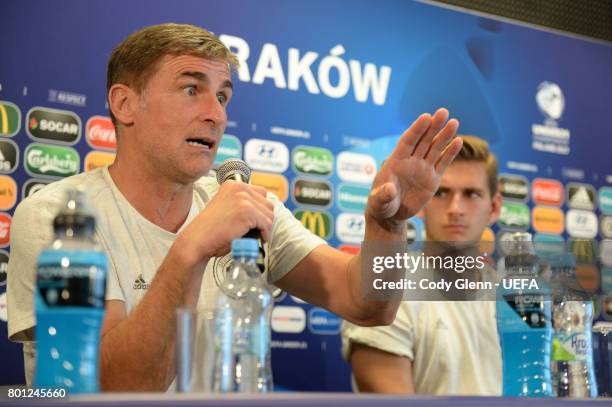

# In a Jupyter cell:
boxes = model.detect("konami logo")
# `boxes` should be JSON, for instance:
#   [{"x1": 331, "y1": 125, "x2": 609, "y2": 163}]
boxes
[{"x1": 86, "y1": 116, "x2": 117, "y2": 150}]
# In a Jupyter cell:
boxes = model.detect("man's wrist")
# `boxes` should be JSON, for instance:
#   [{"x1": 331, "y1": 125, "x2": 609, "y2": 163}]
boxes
[{"x1": 364, "y1": 215, "x2": 406, "y2": 241}]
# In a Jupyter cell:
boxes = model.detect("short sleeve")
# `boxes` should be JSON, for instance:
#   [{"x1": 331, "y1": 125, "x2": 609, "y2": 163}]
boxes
[
  {"x1": 341, "y1": 303, "x2": 417, "y2": 360},
  {"x1": 265, "y1": 194, "x2": 326, "y2": 283},
  {"x1": 6, "y1": 197, "x2": 57, "y2": 342}
]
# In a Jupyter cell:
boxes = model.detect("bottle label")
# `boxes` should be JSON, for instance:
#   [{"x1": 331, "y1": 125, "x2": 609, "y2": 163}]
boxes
[
  {"x1": 552, "y1": 333, "x2": 588, "y2": 361},
  {"x1": 503, "y1": 294, "x2": 550, "y2": 328}
]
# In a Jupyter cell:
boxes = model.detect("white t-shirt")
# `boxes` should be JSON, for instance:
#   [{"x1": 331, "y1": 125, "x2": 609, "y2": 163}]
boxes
[
  {"x1": 7, "y1": 167, "x2": 324, "y2": 385},
  {"x1": 341, "y1": 301, "x2": 502, "y2": 395}
]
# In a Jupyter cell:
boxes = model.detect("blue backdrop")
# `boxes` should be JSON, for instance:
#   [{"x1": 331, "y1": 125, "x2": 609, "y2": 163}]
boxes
[{"x1": 1, "y1": 0, "x2": 612, "y2": 390}]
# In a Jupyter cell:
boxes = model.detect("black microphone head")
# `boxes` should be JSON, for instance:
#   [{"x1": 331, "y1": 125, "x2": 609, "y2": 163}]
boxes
[{"x1": 216, "y1": 158, "x2": 252, "y2": 184}]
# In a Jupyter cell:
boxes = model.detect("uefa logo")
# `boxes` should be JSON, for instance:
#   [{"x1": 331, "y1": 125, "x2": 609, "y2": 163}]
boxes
[{"x1": 536, "y1": 81, "x2": 564, "y2": 122}]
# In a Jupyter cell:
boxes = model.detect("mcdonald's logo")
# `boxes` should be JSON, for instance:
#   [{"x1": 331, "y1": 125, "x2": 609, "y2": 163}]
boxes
[
  {"x1": 294, "y1": 209, "x2": 332, "y2": 239},
  {"x1": 0, "y1": 101, "x2": 21, "y2": 137}
]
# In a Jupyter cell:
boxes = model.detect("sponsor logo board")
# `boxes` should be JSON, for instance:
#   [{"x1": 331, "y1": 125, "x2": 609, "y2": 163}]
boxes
[
  {"x1": 294, "y1": 209, "x2": 332, "y2": 239},
  {"x1": 0, "y1": 213, "x2": 11, "y2": 247},
  {"x1": 308, "y1": 308, "x2": 342, "y2": 335},
  {"x1": 0, "y1": 176, "x2": 17, "y2": 210},
  {"x1": 499, "y1": 174, "x2": 529, "y2": 201},
  {"x1": 336, "y1": 152, "x2": 376, "y2": 184},
  {"x1": 0, "y1": 249, "x2": 8, "y2": 287},
  {"x1": 599, "y1": 187, "x2": 612, "y2": 213},
  {"x1": 498, "y1": 201, "x2": 530, "y2": 229},
  {"x1": 245, "y1": 138, "x2": 289, "y2": 173},
  {"x1": 566, "y1": 209, "x2": 598, "y2": 239},
  {"x1": 292, "y1": 178, "x2": 332, "y2": 207},
  {"x1": 336, "y1": 213, "x2": 365, "y2": 244},
  {"x1": 86, "y1": 116, "x2": 116, "y2": 150},
  {"x1": 532, "y1": 206, "x2": 564, "y2": 235},
  {"x1": 337, "y1": 183, "x2": 369, "y2": 213},
  {"x1": 567, "y1": 183, "x2": 596, "y2": 210},
  {"x1": 213, "y1": 134, "x2": 242, "y2": 166},
  {"x1": 251, "y1": 172, "x2": 288, "y2": 202},
  {"x1": 292, "y1": 145, "x2": 333, "y2": 176},
  {"x1": 271, "y1": 306, "x2": 306, "y2": 333},
  {"x1": 0, "y1": 101, "x2": 21, "y2": 137},
  {"x1": 25, "y1": 143, "x2": 80, "y2": 178},
  {"x1": 532, "y1": 178, "x2": 563, "y2": 206},
  {"x1": 26, "y1": 106, "x2": 81, "y2": 144},
  {"x1": 0, "y1": 139, "x2": 19, "y2": 173},
  {"x1": 84, "y1": 151, "x2": 115, "y2": 172}
]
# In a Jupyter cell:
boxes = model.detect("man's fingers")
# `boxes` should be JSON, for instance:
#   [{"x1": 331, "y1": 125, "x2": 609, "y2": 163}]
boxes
[
  {"x1": 425, "y1": 119, "x2": 460, "y2": 165},
  {"x1": 413, "y1": 108, "x2": 449, "y2": 158},
  {"x1": 369, "y1": 182, "x2": 397, "y2": 218},
  {"x1": 389, "y1": 113, "x2": 432, "y2": 160},
  {"x1": 434, "y1": 137, "x2": 463, "y2": 174}
]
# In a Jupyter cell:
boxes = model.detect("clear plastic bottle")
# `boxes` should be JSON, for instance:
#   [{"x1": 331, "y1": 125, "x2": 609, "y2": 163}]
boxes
[
  {"x1": 550, "y1": 252, "x2": 597, "y2": 398},
  {"x1": 34, "y1": 188, "x2": 107, "y2": 393},
  {"x1": 496, "y1": 231, "x2": 553, "y2": 397}
]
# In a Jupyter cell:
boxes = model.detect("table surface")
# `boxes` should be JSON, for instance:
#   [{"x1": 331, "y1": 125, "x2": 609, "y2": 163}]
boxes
[{"x1": 1, "y1": 392, "x2": 611, "y2": 406}]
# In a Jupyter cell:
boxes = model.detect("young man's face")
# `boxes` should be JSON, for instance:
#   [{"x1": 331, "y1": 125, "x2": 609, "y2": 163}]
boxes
[
  {"x1": 130, "y1": 54, "x2": 233, "y2": 183},
  {"x1": 422, "y1": 160, "x2": 501, "y2": 243}
]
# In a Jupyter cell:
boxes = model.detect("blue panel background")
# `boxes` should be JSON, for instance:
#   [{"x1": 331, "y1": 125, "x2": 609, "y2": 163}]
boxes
[{"x1": 1, "y1": 0, "x2": 611, "y2": 390}]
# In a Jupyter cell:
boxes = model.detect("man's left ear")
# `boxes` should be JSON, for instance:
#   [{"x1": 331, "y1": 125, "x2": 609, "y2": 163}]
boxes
[{"x1": 489, "y1": 192, "x2": 502, "y2": 224}]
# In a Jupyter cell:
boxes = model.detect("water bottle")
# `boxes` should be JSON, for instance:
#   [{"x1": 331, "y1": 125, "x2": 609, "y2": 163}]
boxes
[
  {"x1": 496, "y1": 232, "x2": 553, "y2": 397},
  {"x1": 34, "y1": 188, "x2": 107, "y2": 393},
  {"x1": 212, "y1": 238, "x2": 253, "y2": 393},
  {"x1": 550, "y1": 253, "x2": 597, "y2": 397},
  {"x1": 236, "y1": 241, "x2": 273, "y2": 393}
]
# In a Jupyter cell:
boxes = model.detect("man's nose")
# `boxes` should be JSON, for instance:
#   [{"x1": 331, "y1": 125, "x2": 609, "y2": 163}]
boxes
[
  {"x1": 447, "y1": 193, "x2": 465, "y2": 216},
  {"x1": 199, "y1": 92, "x2": 226, "y2": 127}
]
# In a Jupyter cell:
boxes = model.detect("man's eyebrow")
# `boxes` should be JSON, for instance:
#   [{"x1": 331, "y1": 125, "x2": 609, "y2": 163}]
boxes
[{"x1": 179, "y1": 71, "x2": 233, "y2": 90}]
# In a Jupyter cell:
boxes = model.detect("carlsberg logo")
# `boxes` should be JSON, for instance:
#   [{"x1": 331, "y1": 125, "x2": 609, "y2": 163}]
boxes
[
  {"x1": 25, "y1": 144, "x2": 79, "y2": 177},
  {"x1": 292, "y1": 146, "x2": 333, "y2": 176}
]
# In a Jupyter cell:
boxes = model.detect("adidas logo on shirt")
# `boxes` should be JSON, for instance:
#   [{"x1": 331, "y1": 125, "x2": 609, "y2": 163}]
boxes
[{"x1": 133, "y1": 274, "x2": 151, "y2": 290}]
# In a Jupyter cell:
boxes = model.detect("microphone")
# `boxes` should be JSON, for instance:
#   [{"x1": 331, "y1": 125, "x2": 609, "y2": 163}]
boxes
[{"x1": 216, "y1": 158, "x2": 258, "y2": 239}]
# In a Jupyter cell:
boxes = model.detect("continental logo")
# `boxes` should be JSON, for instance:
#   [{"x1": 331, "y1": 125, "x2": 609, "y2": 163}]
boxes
[
  {"x1": 0, "y1": 176, "x2": 17, "y2": 211},
  {"x1": 0, "y1": 249, "x2": 8, "y2": 287},
  {"x1": 85, "y1": 151, "x2": 115, "y2": 172},
  {"x1": 86, "y1": 116, "x2": 116, "y2": 150},
  {"x1": 292, "y1": 179, "x2": 332, "y2": 207},
  {"x1": 294, "y1": 209, "x2": 332, "y2": 239},
  {"x1": 0, "y1": 213, "x2": 11, "y2": 247},
  {"x1": 532, "y1": 178, "x2": 563, "y2": 206},
  {"x1": 292, "y1": 145, "x2": 333, "y2": 176},
  {"x1": 22, "y1": 179, "x2": 51, "y2": 200},
  {"x1": 25, "y1": 143, "x2": 80, "y2": 178},
  {"x1": 480, "y1": 227, "x2": 495, "y2": 255},
  {"x1": 498, "y1": 201, "x2": 530, "y2": 229},
  {"x1": 336, "y1": 151, "x2": 376, "y2": 184},
  {"x1": 26, "y1": 106, "x2": 81, "y2": 144},
  {"x1": 0, "y1": 139, "x2": 19, "y2": 173},
  {"x1": 532, "y1": 206, "x2": 564, "y2": 235},
  {"x1": 0, "y1": 101, "x2": 21, "y2": 137},
  {"x1": 567, "y1": 183, "x2": 596, "y2": 211},
  {"x1": 499, "y1": 174, "x2": 529, "y2": 201},
  {"x1": 251, "y1": 171, "x2": 288, "y2": 202},
  {"x1": 213, "y1": 134, "x2": 241, "y2": 167}
]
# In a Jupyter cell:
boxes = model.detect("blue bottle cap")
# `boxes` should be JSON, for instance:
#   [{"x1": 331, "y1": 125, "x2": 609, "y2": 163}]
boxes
[{"x1": 231, "y1": 238, "x2": 259, "y2": 258}]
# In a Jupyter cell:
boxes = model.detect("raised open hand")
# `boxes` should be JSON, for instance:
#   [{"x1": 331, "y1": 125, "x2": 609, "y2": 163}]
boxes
[{"x1": 365, "y1": 108, "x2": 462, "y2": 231}]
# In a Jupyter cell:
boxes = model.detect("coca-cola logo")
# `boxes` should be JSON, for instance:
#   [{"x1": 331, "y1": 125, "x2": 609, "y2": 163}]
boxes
[
  {"x1": 86, "y1": 116, "x2": 116, "y2": 150},
  {"x1": 532, "y1": 178, "x2": 564, "y2": 206}
]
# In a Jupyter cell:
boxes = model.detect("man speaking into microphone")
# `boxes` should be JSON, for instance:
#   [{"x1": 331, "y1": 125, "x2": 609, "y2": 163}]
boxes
[{"x1": 7, "y1": 23, "x2": 462, "y2": 391}]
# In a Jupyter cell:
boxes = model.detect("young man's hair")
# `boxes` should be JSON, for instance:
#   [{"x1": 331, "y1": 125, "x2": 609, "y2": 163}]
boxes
[
  {"x1": 106, "y1": 23, "x2": 239, "y2": 128},
  {"x1": 455, "y1": 135, "x2": 498, "y2": 196}
]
